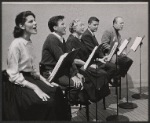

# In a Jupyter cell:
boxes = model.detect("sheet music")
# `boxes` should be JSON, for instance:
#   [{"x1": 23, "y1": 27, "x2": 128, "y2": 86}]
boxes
[
  {"x1": 83, "y1": 46, "x2": 98, "y2": 70},
  {"x1": 117, "y1": 39, "x2": 129, "y2": 55},
  {"x1": 130, "y1": 37, "x2": 142, "y2": 52},
  {"x1": 107, "y1": 42, "x2": 118, "y2": 61},
  {"x1": 48, "y1": 53, "x2": 68, "y2": 82}
]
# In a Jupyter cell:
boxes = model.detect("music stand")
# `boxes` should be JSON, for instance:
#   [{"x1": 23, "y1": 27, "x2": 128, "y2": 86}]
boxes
[
  {"x1": 49, "y1": 49, "x2": 80, "y2": 104},
  {"x1": 49, "y1": 49, "x2": 80, "y2": 82},
  {"x1": 106, "y1": 45, "x2": 129, "y2": 121},
  {"x1": 118, "y1": 74, "x2": 138, "y2": 109},
  {"x1": 118, "y1": 38, "x2": 138, "y2": 109},
  {"x1": 82, "y1": 44, "x2": 104, "y2": 122},
  {"x1": 131, "y1": 36, "x2": 148, "y2": 99},
  {"x1": 95, "y1": 59, "x2": 98, "y2": 122}
]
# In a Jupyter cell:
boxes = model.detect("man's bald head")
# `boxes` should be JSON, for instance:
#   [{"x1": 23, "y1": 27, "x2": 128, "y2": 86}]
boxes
[{"x1": 113, "y1": 16, "x2": 124, "y2": 31}]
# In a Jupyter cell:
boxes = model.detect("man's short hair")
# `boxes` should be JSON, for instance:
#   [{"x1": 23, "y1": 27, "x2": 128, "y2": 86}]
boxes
[
  {"x1": 113, "y1": 16, "x2": 122, "y2": 25},
  {"x1": 48, "y1": 15, "x2": 64, "y2": 32},
  {"x1": 88, "y1": 17, "x2": 99, "y2": 24}
]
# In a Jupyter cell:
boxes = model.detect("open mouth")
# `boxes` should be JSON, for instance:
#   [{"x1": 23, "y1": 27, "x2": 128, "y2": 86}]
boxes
[{"x1": 33, "y1": 26, "x2": 37, "y2": 29}]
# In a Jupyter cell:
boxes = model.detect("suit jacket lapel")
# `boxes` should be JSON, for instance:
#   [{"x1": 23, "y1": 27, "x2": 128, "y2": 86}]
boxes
[
  {"x1": 86, "y1": 29, "x2": 99, "y2": 46},
  {"x1": 112, "y1": 27, "x2": 121, "y2": 45}
]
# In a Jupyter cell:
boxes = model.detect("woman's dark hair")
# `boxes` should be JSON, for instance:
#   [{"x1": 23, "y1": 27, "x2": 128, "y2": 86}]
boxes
[
  {"x1": 48, "y1": 15, "x2": 64, "y2": 32},
  {"x1": 13, "y1": 11, "x2": 35, "y2": 38}
]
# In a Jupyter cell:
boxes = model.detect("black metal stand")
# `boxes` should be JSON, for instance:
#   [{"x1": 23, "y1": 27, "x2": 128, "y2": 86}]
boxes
[
  {"x1": 132, "y1": 40, "x2": 148, "y2": 99},
  {"x1": 118, "y1": 74, "x2": 138, "y2": 109},
  {"x1": 119, "y1": 39, "x2": 138, "y2": 109},
  {"x1": 106, "y1": 49, "x2": 129, "y2": 121},
  {"x1": 95, "y1": 59, "x2": 98, "y2": 122},
  {"x1": 92, "y1": 59, "x2": 101, "y2": 122}
]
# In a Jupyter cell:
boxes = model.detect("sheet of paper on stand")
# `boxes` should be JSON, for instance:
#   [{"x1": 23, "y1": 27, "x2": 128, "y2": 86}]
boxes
[
  {"x1": 83, "y1": 46, "x2": 98, "y2": 70},
  {"x1": 130, "y1": 37, "x2": 143, "y2": 52},
  {"x1": 48, "y1": 53, "x2": 68, "y2": 82},
  {"x1": 117, "y1": 39, "x2": 130, "y2": 55},
  {"x1": 107, "y1": 42, "x2": 118, "y2": 61}
]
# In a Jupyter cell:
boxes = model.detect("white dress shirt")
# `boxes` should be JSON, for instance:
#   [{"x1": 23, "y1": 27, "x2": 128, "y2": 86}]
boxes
[
  {"x1": 52, "y1": 32, "x2": 64, "y2": 43},
  {"x1": 88, "y1": 28, "x2": 95, "y2": 36},
  {"x1": 6, "y1": 37, "x2": 38, "y2": 87}
]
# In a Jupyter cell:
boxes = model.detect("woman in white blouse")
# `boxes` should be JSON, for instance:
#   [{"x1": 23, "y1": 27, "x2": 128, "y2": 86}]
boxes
[{"x1": 5, "y1": 11, "x2": 69, "y2": 121}]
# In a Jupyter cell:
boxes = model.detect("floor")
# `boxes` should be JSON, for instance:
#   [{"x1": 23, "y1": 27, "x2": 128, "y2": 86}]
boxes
[{"x1": 71, "y1": 86, "x2": 149, "y2": 121}]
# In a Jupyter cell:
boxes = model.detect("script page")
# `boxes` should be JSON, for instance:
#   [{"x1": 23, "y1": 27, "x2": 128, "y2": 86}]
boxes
[
  {"x1": 48, "y1": 53, "x2": 68, "y2": 82},
  {"x1": 83, "y1": 46, "x2": 98, "y2": 70},
  {"x1": 117, "y1": 39, "x2": 129, "y2": 55},
  {"x1": 130, "y1": 37, "x2": 142, "y2": 52}
]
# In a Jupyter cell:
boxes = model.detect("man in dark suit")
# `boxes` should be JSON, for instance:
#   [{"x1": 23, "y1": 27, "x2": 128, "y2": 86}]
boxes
[
  {"x1": 101, "y1": 16, "x2": 133, "y2": 77},
  {"x1": 40, "y1": 15, "x2": 87, "y2": 104},
  {"x1": 81, "y1": 17, "x2": 117, "y2": 85}
]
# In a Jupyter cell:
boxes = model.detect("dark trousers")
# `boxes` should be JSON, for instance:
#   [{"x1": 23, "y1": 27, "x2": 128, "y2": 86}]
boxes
[
  {"x1": 97, "y1": 55, "x2": 133, "y2": 78},
  {"x1": 117, "y1": 55, "x2": 133, "y2": 77},
  {"x1": 97, "y1": 61, "x2": 117, "y2": 80}
]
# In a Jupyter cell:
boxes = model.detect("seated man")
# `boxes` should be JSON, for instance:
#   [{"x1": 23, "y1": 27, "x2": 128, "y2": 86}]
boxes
[
  {"x1": 101, "y1": 16, "x2": 133, "y2": 78},
  {"x1": 81, "y1": 17, "x2": 120, "y2": 86},
  {"x1": 40, "y1": 15, "x2": 88, "y2": 104}
]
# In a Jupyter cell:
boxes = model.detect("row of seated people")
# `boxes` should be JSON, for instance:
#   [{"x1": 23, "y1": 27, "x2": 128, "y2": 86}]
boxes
[{"x1": 2, "y1": 11, "x2": 133, "y2": 121}]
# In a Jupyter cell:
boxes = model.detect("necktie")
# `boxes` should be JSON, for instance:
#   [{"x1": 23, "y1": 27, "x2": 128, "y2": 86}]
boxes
[
  {"x1": 63, "y1": 38, "x2": 66, "y2": 52},
  {"x1": 92, "y1": 35, "x2": 99, "y2": 46}
]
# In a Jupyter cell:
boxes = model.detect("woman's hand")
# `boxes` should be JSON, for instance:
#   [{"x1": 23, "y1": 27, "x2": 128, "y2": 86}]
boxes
[
  {"x1": 33, "y1": 86, "x2": 50, "y2": 101},
  {"x1": 23, "y1": 80, "x2": 50, "y2": 101},
  {"x1": 89, "y1": 64, "x2": 98, "y2": 69},
  {"x1": 71, "y1": 76, "x2": 83, "y2": 88},
  {"x1": 39, "y1": 75, "x2": 55, "y2": 87}
]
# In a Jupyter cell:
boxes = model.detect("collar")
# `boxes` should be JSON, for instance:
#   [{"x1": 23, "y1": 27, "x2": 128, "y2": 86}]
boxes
[
  {"x1": 72, "y1": 33, "x2": 82, "y2": 40},
  {"x1": 88, "y1": 28, "x2": 95, "y2": 36},
  {"x1": 20, "y1": 37, "x2": 32, "y2": 45},
  {"x1": 52, "y1": 32, "x2": 63, "y2": 43}
]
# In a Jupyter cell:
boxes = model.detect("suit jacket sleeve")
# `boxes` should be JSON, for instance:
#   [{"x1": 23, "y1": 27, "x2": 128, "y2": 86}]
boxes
[
  {"x1": 82, "y1": 34, "x2": 96, "y2": 53},
  {"x1": 101, "y1": 30, "x2": 111, "y2": 52}
]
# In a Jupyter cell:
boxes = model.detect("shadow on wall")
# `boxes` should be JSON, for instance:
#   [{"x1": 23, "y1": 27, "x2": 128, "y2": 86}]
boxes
[{"x1": 121, "y1": 73, "x2": 134, "y2": 89}]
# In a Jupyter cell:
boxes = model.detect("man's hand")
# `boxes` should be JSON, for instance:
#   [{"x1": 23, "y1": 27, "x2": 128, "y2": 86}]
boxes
[
  {"x1": 77, "y1": 73, "x2": 85, "y2": 82},
  {"x1": 122, "y1": 51, "x2": 126, "y2": 56},
  {"x1": 89, "y1": 64, "x2": 98, "y2": 69},
  {"x1": 51, "y1": 82, "x2": 59, "y2": 86},
  {"x1": 71, "y1": 76, "x2": 83, "y2": 88}
]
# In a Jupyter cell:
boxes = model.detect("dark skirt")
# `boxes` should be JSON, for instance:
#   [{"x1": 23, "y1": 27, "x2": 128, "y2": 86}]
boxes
[{"x1": 2, "y1": 71, "x2": 70, "y2": 121}]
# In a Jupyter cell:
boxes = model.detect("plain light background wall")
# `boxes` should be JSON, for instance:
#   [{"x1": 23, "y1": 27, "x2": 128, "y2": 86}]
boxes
[{"x1": 2, "y1": 2, "x2": 148, "y2": 88}]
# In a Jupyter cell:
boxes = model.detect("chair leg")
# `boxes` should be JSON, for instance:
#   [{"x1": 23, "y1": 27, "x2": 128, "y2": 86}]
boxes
[
  {"x1": 103, "y1": 97, "x2": 106, "y2": 110},
  {"x1": 79, "y1": 104, "x2": 82, "y2": 110},
  {"x1": 115, "y1": 86, "x2": 117, "y2": 95},
  {"x1": 119, "y1": 78, "x2": 121, "y2": 99},
  {"x1": 86, "y1": 104, "x2": 89, "y2": 121}
]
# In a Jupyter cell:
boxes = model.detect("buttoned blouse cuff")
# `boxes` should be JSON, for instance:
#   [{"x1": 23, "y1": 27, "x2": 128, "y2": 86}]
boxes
[{"x1": 8, "y1": 72, "x2": 27, "y2": 87}]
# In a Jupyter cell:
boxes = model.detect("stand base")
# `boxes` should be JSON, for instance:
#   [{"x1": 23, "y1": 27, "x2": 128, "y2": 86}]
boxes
[
  {"x1": 92, "y1": 119, "x2": 102, "y2": 122},
  {"x1": 106, "y1": 115, "x2": 129, "y2": 121},
  {"x1": 118, "y1": 102, "x2": 138, "y2": 109},
  {"x1": 132, "y1": 93, "x2": 148, "y2": 99}
]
